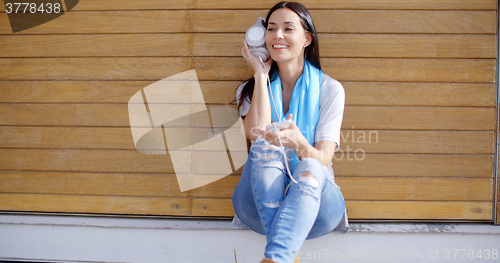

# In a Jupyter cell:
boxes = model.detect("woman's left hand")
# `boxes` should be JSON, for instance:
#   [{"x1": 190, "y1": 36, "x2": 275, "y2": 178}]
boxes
[{"x1": 256, "y1": 114, "x2": 307, "y2": 152}]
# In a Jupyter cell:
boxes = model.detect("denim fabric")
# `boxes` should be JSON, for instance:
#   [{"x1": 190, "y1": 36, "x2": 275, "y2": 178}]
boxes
[{"x1": 232, "y1": 138, "x2": 346, "y2": 263}]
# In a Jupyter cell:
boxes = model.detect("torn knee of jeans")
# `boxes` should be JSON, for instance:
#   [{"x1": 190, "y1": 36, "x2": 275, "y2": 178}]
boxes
[
  {"x1": 299, "y1": 172, "x2": 319, "y2": 188},
  {"x1": 263, "y1": 202, "x2": 281, "y2": 209},
  {"x1": 259, "y1": 151, "x2": 280, "y2": 161}
]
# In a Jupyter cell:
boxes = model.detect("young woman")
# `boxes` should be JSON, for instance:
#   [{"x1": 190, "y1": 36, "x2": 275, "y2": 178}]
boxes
[{"x1": 232, "y1": 2, "x2": 349, "y2": 263}]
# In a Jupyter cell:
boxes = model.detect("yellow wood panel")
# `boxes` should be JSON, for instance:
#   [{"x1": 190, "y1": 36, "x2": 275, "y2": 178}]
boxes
[
  {"x1": 338, "y1": 130, "x2": 494, "y2": 154},
  {"x1": 0, "y1": 172, "x2": 189, "y2": 197},
  {"x1": 0, "y1": 0, "x2": 192, "y2": 11},
  {"x1": 0, "y1": 172, "x2": 491, "y2": 201},
  {"x1": 192, "y1": 10, "x2": 497, "y2": 34},
  {"x1": 0, "y1": 34, "x2": 191, "y2": 57},
  {"x1": 193, "y1": 57, "x2": 496, "y2": 83},
  {"x1": 191, "y1": 198, "x2": 493, "y2": 220},
  {"x1": 0, "y1": 126, "x2": 494, "y2": 155},
  {"x1": 334, "y1": 154, "x2": 494, "y2": 178},
  {"x1": 337, "y1": 178, "x2": 494, "y2": 201},
  {"x1": 0, "y1": 81, "x2": 240, "y2": 104},
  {"x1": 0, "y1": 194, "x2": 192, "y2": 216},
  {"x1": 0, "y1": 11, "x2": 192, "y2": 34},
  {"x1": 1, "y1": 58, "x2": 494, "y2": 83},
  {"x1": 0, "y1": 81, "x2": 495, "y2": 107},
  {"x1": 192, "y1": 34, "x2": 496, "y2": 58},
  {"x1": 343, "y1": 82, "x2": 496, "y2": 107},
  {"x1": 0, "y1": 58, "x2": 192, "y2": 81},
  {"x1": 345, "y1": 201, "x2": 493, "y2": 220},
  {"x1": 192, "y1": 0, "x2": 498, "y2": 10},
  {"x1": 342, "y1": 106, "x2": 495, "y2": 131},
  {"x1": 184, "y1": 175, "x2": 495, "y2": 201},
  {"x1": 0, "y1": 104, "x2": 494, "y2": 130},
  {"x1": 0, "y1": 0, "x2": 495, "y2": 11},
  {"x1": 0, "y1": 149, "x2": 492, "y2": 178}
]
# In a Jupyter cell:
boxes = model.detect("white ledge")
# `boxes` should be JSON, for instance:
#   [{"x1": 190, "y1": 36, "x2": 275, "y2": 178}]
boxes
[{"x1": 0, "y1": 214, "x2": 498, "y2": 234}]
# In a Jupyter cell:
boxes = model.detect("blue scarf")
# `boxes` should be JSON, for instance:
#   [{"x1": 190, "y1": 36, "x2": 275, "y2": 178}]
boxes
[{"x1": 268, "y1": 60, "x2": 322, "y2": 172}]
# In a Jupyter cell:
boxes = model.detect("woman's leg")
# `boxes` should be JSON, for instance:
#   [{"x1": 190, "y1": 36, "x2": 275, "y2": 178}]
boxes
[
  {"x1": 232, "y1": 138, "x2": 288, "y2": 236},
  {"x1": 264, "y1": 158, "x2": 345, "y2": 263}
]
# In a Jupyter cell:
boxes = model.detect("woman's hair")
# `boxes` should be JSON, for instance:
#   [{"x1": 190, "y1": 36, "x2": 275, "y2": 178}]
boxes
[{"x1": 237, "y1": 1, "x2": 321, "y2": 116}]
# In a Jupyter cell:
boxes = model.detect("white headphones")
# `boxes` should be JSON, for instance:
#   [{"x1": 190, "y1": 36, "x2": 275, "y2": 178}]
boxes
[{"x1": 245, "y1": 17, "x2": 270, "y2": 62}]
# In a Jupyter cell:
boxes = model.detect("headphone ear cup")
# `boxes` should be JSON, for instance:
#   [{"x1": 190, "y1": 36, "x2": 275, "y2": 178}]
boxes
[{"x1": 250, "y1": 47, "x2": 270, "y2": 62}]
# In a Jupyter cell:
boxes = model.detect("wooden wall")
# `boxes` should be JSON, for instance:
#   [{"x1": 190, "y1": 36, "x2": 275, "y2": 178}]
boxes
[{"x1": 0, "y1": 0, "x2": 498, "y2": 222}]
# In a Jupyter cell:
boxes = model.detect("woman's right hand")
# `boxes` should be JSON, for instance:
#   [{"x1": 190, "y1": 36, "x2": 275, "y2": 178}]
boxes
[{"x1": 241, "y1": 41, "x2": 273, "y2": 76}]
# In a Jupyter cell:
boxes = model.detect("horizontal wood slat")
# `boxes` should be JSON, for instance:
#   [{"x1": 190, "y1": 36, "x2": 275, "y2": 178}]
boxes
[
  {"x1": 342, "y1": 106, "x2": 495, "y2": 131},
  {"x1": 193, "y1": 57, "x2": 496, "y2": 83},
  {"x1": 192, "y1": 0, "x2": 498, "y2": 10},
  {"x1": 0, "y1": 34, "x2": 192, "y2": 57},
  {"x1": 0, "y1": 11, "x2": 192, "y2": 34},
  {"x1": 0, "y1": 193, "x2": 492, "y2": 220},
  {"x1": 192, "y1": 198, "x2": 493, "y2": 220},
  {"x1": 0, "y1": 0, "x2": 496, "y2": 11},
  {"x1": 3, "y1": 172, "x2": 490, "y2": 201},
  {"x1": 0, "y1": 149, "x2": 492, "y2": 178},
  {"x1": 1, "y1": 10, "x2": 495, "y2": 34},
  {"x1": 192, "y1": 33, "x2": 496, "y2": 59},
  {"x1": 343, "y1": 82, "x2": 496, "y2": 107},
  {"x1": 192, "y1": 10, "x2": 497, "y2": 34},
  {"x1": 0, "y1": 193, "x2": 192, "y2": 216},
  {"x1": 0, "y1": 81, "x2": 495, "y2": 107},
  {"x1": 334, "y1": 154, "x2": 494, "y2": 178},
  {"x1": 0, "y1": 104, "x2": 494, "y2": 130},
  {"x1": 0, "y1": 126, "x2": 494, "y2": 154},
  {"x1": 1, "y1": 34, "x2": 495, "y2": 59},
  {"x1": 1, "y1": 58, "x2": 494, "y2": 83}
]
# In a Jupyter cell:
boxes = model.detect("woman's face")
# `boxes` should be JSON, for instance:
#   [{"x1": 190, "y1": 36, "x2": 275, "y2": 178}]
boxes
[{"x1": 265, "y1": 8, "x2": 312, "y2": 64}]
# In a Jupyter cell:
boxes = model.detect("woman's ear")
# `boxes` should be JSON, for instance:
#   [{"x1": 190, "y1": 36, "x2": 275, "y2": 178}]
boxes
[{"x1": 304, "y1": 32, "x2": 313, "y2": 48}]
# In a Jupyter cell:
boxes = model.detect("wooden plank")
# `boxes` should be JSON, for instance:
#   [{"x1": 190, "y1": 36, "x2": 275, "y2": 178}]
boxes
[
  {"x1": 0, "y1": 58, "x2": 191, "y2": 81},
  {"x1": 0, "y1": 81, "x2": 241, "y2": 104},
  {"x1": 191, "y1": 198, "x2": 493, "y2": 220},
  {"x1": 342, "y1": 106, "x2": 495, "y2": 131},
  {"x1": 0, "y1": 11, "x2": 192, "y2": 34},
  {"x1": 0, "y1": 0, "x2": 495, "y2": 11},
  {"x1": 337, "y1": 178, "x2": 494, "y2": 201},
  {"x1": 0, "y1": 127, "x2": 494, "y2": 155},
  {"x1": 338, "y1": 130, "x2": 494, "y2": 154},
  {"x1": 186, "y1": 175, "x2": 494, "y2": 201},
  {"x1": 192, "y1": 0, "x2": 498, "y2": 10},
  {"x1": 0, "y1": 34, "x2": 191, "y2": 57},
  {"x1": 0, "y1": 172, "x2": 190, "y2": 197},
  {"x1": 334, "y1": 154, "x2": 494, "y2": 178},
  {"x1": 0, "y1": 149, "x2": 492, "y2": 178},
  {"x1": 0, "y1": 194, "x2": 192, "y2": 216},
  {"x1": 0, "y1": 0, "x2": 193, "y2": 11},
  {"x1": 192, "y1": 34, "x2": 497, "y2": 59},
  {"x1": 1, "y1": 58, "x2": 494, "y2": 83},
  {"x1": 0, "y1": 104, "x2": 494, "y2": 131},
  {"x1": 343, "y1": 82, "x2": 496, "y2": 107},
  {"x1": 193, "y1": 57, "x2": 496, "y2": 83},
  {"x1": 0, "y1": 81, "x2": 495, "y2": 107},
  {"x1": 192, "y1": 10, "x2": 497, "y2": 34}
]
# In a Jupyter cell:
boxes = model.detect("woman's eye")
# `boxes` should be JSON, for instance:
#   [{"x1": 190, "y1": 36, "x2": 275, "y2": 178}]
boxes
[
  {"x1": 267, "y1": 28, "x2": 275, "y2": 31},
  {"x1": 286, "y1": 28, "x2": 294, "y2": 31}
]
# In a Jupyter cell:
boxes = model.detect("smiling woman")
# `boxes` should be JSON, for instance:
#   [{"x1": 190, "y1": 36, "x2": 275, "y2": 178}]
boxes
[{"x1": 233, "y1": 2, "x2": 348, "y2": 263}]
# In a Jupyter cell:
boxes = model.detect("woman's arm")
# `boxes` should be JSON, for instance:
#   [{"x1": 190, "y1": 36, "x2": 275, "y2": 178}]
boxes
[{"x1": 240, "y1": 41, "x2": 274, "y2": 141}]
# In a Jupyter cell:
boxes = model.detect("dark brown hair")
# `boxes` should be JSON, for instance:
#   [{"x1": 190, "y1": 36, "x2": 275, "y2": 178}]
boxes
[{"x1": 237, "y1": 1, "x2": 321, "y2": 116}]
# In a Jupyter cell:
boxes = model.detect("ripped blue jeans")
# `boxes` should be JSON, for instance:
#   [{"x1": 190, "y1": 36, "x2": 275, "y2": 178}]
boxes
[{"x1": 232, "y1": 138, "x2": 346, "y2": 263}]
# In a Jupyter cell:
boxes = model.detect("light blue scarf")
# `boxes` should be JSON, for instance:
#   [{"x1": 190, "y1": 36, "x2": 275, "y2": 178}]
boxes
[{"x1": 268, "y1": 60, "x2": 322, "y2": 172}]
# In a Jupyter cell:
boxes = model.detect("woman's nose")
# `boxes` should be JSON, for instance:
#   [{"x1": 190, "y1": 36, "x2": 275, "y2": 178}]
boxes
[{"x1": 275, "y1": 29, "x2": 284, "y2": 39}]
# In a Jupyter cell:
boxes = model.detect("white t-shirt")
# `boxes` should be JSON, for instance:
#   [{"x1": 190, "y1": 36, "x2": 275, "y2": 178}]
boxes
[{"x1": 233, "y1": 73, "x2": 349, "y2": 234}]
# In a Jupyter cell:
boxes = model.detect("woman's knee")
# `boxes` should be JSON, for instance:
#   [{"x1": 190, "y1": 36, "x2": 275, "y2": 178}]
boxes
[{"x1": 293, "y1": 158, "x2": 328, "y2": 188}]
